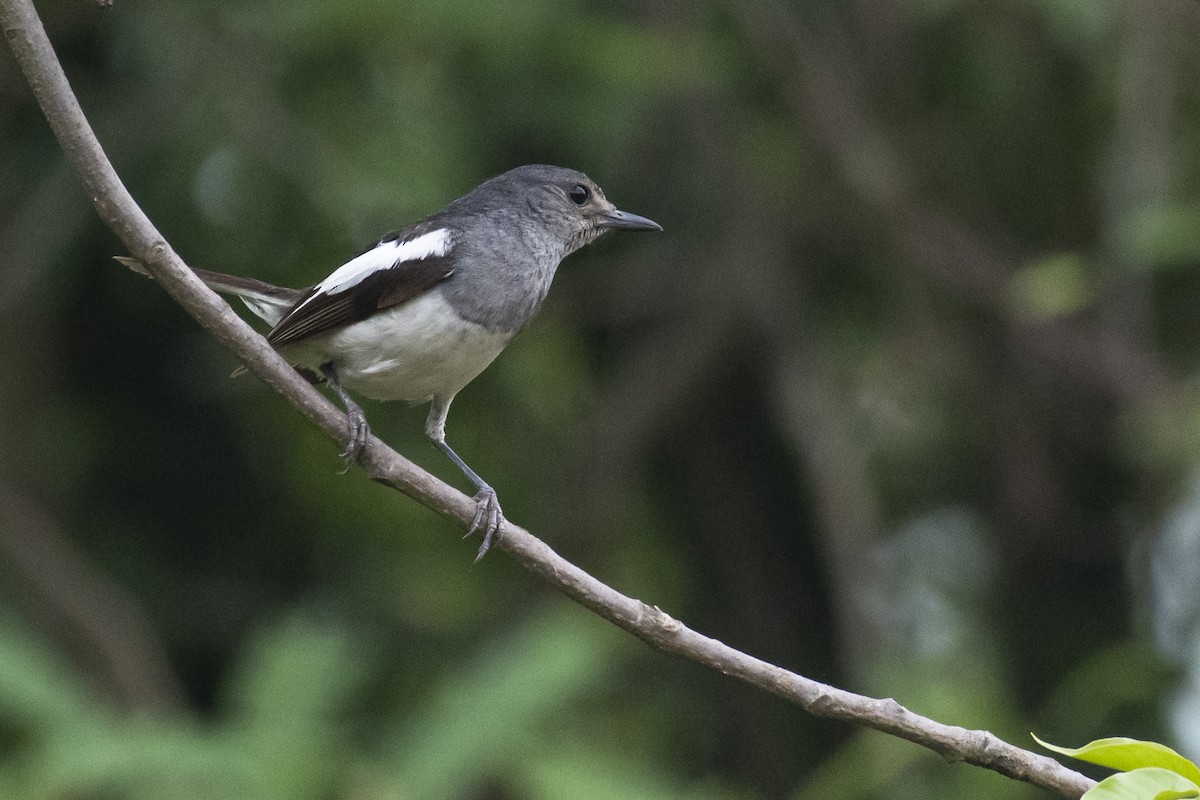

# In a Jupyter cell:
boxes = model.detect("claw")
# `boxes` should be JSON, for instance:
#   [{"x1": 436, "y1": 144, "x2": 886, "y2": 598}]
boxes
[
  {"x1": 321, "y1": 362, "x2": 371, "y2": 473},
  {"x1": 466, "y1": 487, "x2": 504, "y2": 562},
  {"x1": 337, "y1": 406, "x2": 371, "y2": 473}
]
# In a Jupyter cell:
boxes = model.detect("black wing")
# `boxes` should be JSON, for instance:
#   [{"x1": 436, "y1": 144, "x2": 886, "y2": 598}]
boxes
[{"x1": 267, "y1": 222, "x2": 455, "y2": 348}]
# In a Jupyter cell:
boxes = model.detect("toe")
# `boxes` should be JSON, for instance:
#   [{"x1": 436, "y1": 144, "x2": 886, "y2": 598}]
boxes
[
  {"x1": 468, "y1": 490, "x2": 504, "y2": 561},
  {"x1": 338, "y1": 414, "x2": 370, "y2": 467}
]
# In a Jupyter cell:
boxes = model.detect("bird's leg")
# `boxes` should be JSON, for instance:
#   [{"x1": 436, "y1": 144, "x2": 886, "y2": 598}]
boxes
[
  {"x1": 320, "y1": 362, "x2": 370, "y2": 469},
  {"x1": 437, "y1": 440, "x2": 503, "y2": 561},
  {"x1": 427, "y1": 396, "x2": 504, "y2": 561}
]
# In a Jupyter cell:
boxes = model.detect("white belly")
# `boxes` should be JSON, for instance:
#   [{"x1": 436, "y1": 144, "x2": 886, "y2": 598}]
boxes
[{"x1": 281, "y1": 292, "x2": 513, "y2": 403}]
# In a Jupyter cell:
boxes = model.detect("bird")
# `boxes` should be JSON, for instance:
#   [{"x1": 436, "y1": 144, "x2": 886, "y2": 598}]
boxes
[{"x1": 119, "y1": 164, "x2": 661, "y2": 560}]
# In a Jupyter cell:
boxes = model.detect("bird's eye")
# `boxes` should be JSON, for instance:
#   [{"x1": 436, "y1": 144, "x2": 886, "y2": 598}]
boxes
[{"x1": 568, "y1": 184, "x2": 590, "y2": 205}]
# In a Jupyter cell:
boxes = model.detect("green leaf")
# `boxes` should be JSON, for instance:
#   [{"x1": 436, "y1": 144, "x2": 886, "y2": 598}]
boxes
[
  {"x1": 1122, "y1": 201, "x2": 1200, "y2": 269},
  {"x1": 1009, "y1": 252, "x2": 1093, "y2": 320},
  {"x1": 1082, "y1": 768, "x2": 1199, "y2": 800},
  {"x1": 1032, "y1": 735, "x2": 1200, "y2": 785},
  {"x1": 379, "y1": 607, "x2": 624, "y2": 799}
]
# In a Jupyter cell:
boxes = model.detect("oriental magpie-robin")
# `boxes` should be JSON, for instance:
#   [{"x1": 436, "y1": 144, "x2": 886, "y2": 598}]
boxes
[{"x1": 121, "y1": 165, "x2": 660, "y2": 560}]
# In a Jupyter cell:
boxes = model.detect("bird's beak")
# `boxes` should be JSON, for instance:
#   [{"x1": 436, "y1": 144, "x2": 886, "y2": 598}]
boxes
[{"x1": 598, "y1": 208, "x2": 663, "y2": 232}]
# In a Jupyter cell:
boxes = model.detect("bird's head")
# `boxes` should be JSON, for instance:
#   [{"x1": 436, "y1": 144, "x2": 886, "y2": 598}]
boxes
[{"x1": 470, "y1": 165, "x2": 662, "y2": 256}]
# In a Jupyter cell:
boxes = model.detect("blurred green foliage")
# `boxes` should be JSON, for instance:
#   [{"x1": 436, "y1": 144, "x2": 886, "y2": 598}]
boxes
[{"x1": 3, "y1": 0, "x2": 1200, "y2": 797}]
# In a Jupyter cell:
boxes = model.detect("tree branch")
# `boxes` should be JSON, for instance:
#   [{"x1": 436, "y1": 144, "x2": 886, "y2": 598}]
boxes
[{"x1": 0, "y1": 0, "x2": 1094, "y2": 796}]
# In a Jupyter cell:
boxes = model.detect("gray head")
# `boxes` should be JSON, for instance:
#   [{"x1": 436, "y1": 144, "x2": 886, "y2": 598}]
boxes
[
  {"x1": 442, "y1": 164, "x2": 661, "y2": 255},
  {"x1": 431, "y1": 165, "x2": 660, "y2": 333}
]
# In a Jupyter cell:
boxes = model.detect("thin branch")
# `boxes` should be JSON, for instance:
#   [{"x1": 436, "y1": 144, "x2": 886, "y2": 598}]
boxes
[{"x1": 0, "y1": 0, "x2": 1095, "y2": 796}]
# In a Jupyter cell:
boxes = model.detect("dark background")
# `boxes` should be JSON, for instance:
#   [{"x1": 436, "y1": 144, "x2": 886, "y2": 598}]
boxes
[{"x1": 2, "y1": 0, "x2": 1200, "y2": 797}]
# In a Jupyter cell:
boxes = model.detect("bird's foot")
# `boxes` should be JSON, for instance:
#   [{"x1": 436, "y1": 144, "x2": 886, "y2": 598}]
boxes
[
  {"x1": 465, "y1": 486, "x2": 504, "y2": 562},
  {"x1": 337, "y1": 406, "x2": 371, "y2": 473}
]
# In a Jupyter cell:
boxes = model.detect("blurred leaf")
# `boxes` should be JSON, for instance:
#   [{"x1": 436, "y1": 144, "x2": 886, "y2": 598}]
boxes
[
  {"x1": 790, "y1": 731, "x2": 923, "y2": 800},
  {"x1": 1037, "y1": 641, "x2": 1173, "y2": 736},
  {"x1": 570, "y1": 23, "x2": 726, "y2": 93},
  {"x1": 1009, "y1": 253, "x2": 1093, "y2": 320},
  {"x1": 517, "y1": 745, "x2": 733, "y2": 800},
  {"x1": 219, "y1": 612, "x2": 369, "y2": 798},
  {"x1": 1018, "y1": 0, "x2": 1113, "y2": 60},
  {"x1": 865, "y1": 509, "x2": 1015, "y2": 728},
  {"x1": 223, "y1": 611, "x2": 365, "y2": 728},
  {"x1": 1122, "y1": 202, "x2": 1200, "y2": 270},
  {"x1": 497, "y1": 314, "x2": 592, "y2": 428},
  {"x1": 32, "y1": 721, "x2": 276, "y2": 800},
  {"x1": 379, "y1": 606, "x2": 622, "y2": 798},
  {"x1": 0, "y1": 614, "x2": 100, "y2": 729}
]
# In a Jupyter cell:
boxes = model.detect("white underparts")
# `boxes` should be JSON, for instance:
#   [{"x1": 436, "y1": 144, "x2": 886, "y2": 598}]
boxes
[{"x1": 281, "y1": 290, "x2": 512, "y2": 405}]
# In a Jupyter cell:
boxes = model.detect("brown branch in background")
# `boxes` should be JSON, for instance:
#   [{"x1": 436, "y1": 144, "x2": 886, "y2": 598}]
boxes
[
  {"x1": 686, "y1": 84, "x2": 889, "y2": 679},
  {"x1": 769, "y1": 336, "x2": 884, "y2": 675},
  {"x1": 0, "y1": 0, "x2": 1096, "y2": 795},
  {"x1": 0, "y1": 157, "x2": 179, "y2": 711},
  {"x1": 0, "y1": 479, "x2": 184, "y2": 711},
  {"x1": 555, "y1": 312, "x2": 731, "y2": 541},
  {"x1": 726, "y1": 0, "x2": 1175, "y2": 407},
  {"x1": 1098, "y1": 0, "x2": 1179, "y2": 337}
]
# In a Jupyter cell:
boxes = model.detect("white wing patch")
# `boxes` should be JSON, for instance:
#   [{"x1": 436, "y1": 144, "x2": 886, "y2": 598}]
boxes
[{"x1": 296, "y1": 227, "x2": 453, "y2": 313}]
